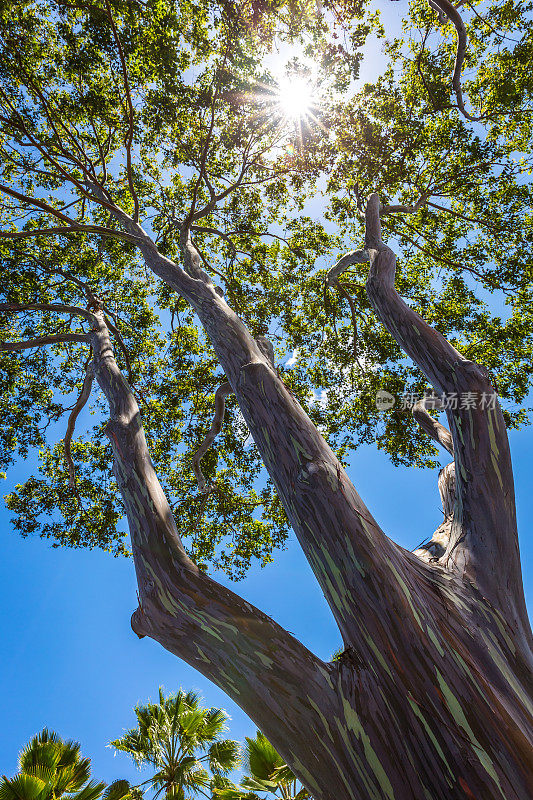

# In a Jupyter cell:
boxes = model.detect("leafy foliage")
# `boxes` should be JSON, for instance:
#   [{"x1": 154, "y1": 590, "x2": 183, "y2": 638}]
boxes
[{"x1": 2, "y1": 0, "x2": 533, "y2": 577}]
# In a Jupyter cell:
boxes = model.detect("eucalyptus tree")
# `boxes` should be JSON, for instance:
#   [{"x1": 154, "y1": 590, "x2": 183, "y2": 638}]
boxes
[{"x1": 1, "y1": 0, "x2": 533, "y2": 799}]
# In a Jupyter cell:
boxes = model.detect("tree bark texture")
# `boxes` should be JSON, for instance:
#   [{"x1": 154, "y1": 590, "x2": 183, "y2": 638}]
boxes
[{"x1": 87, "y1": 196, "x2": 533, "y2": 800}]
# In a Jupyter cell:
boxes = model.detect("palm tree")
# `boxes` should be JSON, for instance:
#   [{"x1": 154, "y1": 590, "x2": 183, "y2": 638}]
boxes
[
  {"x1": 213, "y1": 732, "x2": 311, "y2": 800},
  {"x1": 110, "y1": 689, "x2": 240, "y2": 800},
  {"x1": 102, "y1": 781, "x2": 144, "y2": 800},
  {"x1": 0, "y1": 729, "x2": 105, "y2": 800}
]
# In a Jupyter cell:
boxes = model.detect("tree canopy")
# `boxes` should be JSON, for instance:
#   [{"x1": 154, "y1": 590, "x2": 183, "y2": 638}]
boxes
[{"x1": 2, "y1": 0, "x2": 533, "y2": 579}]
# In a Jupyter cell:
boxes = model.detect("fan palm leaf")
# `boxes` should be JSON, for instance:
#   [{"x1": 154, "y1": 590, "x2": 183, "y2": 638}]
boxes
[
  {"x1": 2, "y1": 730, "x2": 105, "y2": 800},
  {"x1": 241, "y1": 733, "x2": 311, "y2": 800},
  {"x1": 207, "y1": 741, "x2": 240, "y2": 775},
  {"x1": 242, "y1": 734, "x2": 283, "y2": 782},
  {"x1": 0, "y1": 775, "x2": 48, "y2": 800}
]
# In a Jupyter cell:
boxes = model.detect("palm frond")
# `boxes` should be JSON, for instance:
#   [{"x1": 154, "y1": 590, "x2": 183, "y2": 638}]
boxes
[
  {"x1": 242, "y1": 733, "x2": 283, "y2": 782},
  {"x1": 212, "y1": 789, "x2": 260, "y2": 800},
  {"x1": 240, "y1": 777, "x2": 278, "y2": 793},
  {"x1": 270, "y1": 764, "x2": 298, "y2": 786},
  {"x1": 0, "y1": 775, "x2": 47, "y2": 800},
  {"x1": 182, "y1": 768, "x2": 210, "y2": 790},
  {"x1": 103, "y1": 780, "x2": 132, "y2": 800},
  {"x1": 207, "y1": 741, "x2": 240, "y2": 775},
  {"x1": 70, "y1": 780, "x2": 106, "y2": 800},
  {"x1": 200, "y1": 710, "x2": 229, "y2": 743},
  {"x1": 111, "y1": 690, "x2": 237, "y2": 800}
]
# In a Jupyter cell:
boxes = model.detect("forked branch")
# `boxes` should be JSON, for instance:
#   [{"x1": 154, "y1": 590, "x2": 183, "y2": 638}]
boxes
[
  {"x1": 362, "y1": 192, "x2": 528, "y2": 636},
  {"x1": 85, "y1": 309, "x2": 339, "y2": 794}
]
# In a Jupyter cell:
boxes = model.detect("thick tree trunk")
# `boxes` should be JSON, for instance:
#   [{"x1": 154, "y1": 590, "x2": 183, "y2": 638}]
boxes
[{"x1": 88, "y1": 197, "x2": 533, "y2": 800}]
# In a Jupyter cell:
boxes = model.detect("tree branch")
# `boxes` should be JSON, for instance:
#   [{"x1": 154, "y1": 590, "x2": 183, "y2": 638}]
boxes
[
  {"x1": 89, "y1": 195, "x2": 420, "y2": 654},
  {"x1": 63, "y1": 359, "x2": 95, "y2": 501},
  {"x1": 192, "y1": 381, "x2": 233, "y2": 494},
  {"x1": 0, "y1": 332, "x2": 88, "y2": 351},
  {"x1": 0, "y1": 301, "x2": 97, "y2": 324},
  {"x1": 87, "y1": 309, "x2": 343, "y2": 798},
  {"x1": 191, "y1": 336, "x2": 275, "y2": 494},
  {"x1": 0, "y1": 181, "x2": 142, "y2": 244},
  {"x1": 412, "y1": 396, "x2": 454, "y2": 455},
  {"x1": 363, "y1": 192, "x2": 529, "y2": 638},
  {"x1": 429, "y1": 0, "x2": 484, "y2": 121},
  {"x1": 381, "y1": 193, "x2": 429, "y2": 215},
  {"x1": 104, "y1": 0, "x2": 140, "y2": 222}
]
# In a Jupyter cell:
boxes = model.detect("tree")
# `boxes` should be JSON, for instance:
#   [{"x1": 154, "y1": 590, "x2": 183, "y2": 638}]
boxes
[
  {"x1": 109, "y1": 689, "x2": 240, "y2": 800},
  {"x1": 0, "y1": 729, "x2": 106, "y2": 800},
  {"x1": 238, "y1": 731, "x2": 310, "y2": 800},
  {"x1": 0, "y1": 0, "x2": 532, "y2": 798}
]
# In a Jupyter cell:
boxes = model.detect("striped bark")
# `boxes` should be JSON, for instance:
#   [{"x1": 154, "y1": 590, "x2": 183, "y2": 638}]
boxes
[{"x1": 88, "y1": 197, "x2": 533, "y2": 800}]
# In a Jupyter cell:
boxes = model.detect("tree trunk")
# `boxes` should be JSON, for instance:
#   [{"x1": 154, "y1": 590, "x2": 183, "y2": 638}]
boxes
[{"x1": 88, "y1": 196, "x2": 533, "y2": 800}]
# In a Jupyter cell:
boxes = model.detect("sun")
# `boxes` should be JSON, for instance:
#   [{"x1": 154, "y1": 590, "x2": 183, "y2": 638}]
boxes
[{"x1": 277, "y1": 75, "x2": 315, "y2": 121}]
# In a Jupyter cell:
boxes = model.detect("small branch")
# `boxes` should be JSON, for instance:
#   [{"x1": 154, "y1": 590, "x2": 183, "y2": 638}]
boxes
[
  {"x1": 429, "y1": 0, "x2": 485, "y2": 122},
  {"x1": 426, "y1": 200, "x2": 501, "y2": 235},
  {"x1": 0, "y1": 221, "x2": 142, "y2": 246},
  {"x1": 0, "y1": 332, "x2": 88, "y2": 351},
  {"x1": 191, "y1": 335, "x2": 274, "y2": 494},
  {"x1": 412, "y1": 396, "x2": 454, "y2": 455},
  {"x1": 381, "y1": 193, "x2": 429, "y2": 216},
  {"x1": 184, "y1": 43, "x2": 230, "y2": 230},
  {"x1": 336, "y1": 282, "x2": 365, "y2": 370},
  {"x1": 63, "y1": 360, "x2": 95, "y2": 503},
  {"x1": 0, "y1": 84, "x2": 117, "y2": 209},
  {"x1": 104, "y1": 0, "x2": 140, "y2": 222},
  {"x1": 40, "y1": 267, "x2": 100, "y2": 306},
  {"x1": 191, "y1": 225, "x2": 237, "y2": 259},
  {"x1": 395, "y1": 218, "x2": 512, "y2": 290},
  {"x1": 104, "y1": 315, "x2": 134, "y2": 384},
  {"x1": 192, "y1": 381, "x2": 233, "y2": 494},
  {"x1": 326, "y1": 250, "x2": 369, "y2": 287},
  {"x1": 0, "y1": 302, "x2": 97, "y2": 324}
]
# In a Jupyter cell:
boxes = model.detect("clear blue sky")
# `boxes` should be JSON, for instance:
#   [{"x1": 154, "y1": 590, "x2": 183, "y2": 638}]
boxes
[{"x1": 2, "y1": 0, "x2": 532, "y2": 789}]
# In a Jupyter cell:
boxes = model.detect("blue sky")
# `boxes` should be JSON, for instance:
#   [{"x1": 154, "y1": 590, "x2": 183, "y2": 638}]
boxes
[{"x1": 1, "y1": 422, "x2": 532, "y2": 784}]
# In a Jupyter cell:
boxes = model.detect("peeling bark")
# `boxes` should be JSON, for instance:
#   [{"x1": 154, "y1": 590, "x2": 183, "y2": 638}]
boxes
[{"x1": 85, "y1": 197, "x2": 533, "y2": 800}]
